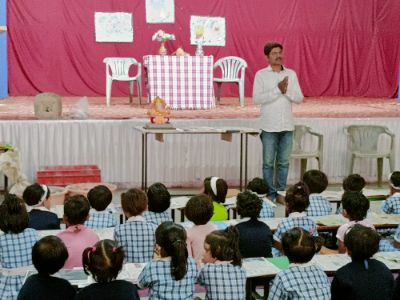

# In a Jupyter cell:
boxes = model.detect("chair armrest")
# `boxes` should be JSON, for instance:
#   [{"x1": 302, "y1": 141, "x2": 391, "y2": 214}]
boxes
[
  {"x1": 384, "y1": 128, "x2": 395, "y2": 138},
  {"x1": 308, "y1": 130, "x2": 322, "y2": 138}
]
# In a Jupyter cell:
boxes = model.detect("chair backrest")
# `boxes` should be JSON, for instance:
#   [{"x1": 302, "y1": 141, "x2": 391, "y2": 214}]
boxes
[
  {"x1": 292, "y1": 125, "x2": 310, "y2": 152},
  {"x1": 103, "y1": 57, "x2": 140, "y2": 78},
  {"x1": 345, "y1": 125, "x2": 388, "y2": 153},
  {"x1": 213, "y1": 56, "x2": 247, "y2": 80}
]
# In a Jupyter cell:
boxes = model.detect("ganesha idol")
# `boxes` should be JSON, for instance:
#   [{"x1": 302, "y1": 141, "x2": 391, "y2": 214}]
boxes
[{"x1": 147, "y1": 96, "x2": 171, "y2": 124}]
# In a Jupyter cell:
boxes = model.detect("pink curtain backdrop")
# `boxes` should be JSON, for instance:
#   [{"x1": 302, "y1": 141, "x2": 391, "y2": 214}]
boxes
[{"x1": 7, "y1": 0, "x2": 400, "y2": 98}]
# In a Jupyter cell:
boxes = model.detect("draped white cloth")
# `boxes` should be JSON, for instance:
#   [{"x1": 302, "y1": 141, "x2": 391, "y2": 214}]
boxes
[{"x1": 0, "y1": 118, "x2": 398, "y2": 188}]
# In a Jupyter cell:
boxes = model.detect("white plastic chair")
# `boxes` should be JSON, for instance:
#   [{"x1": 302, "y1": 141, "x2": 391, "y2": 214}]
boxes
[
  {"x1": 290, "y1": 125, "x2": 324, "y2": 178},
  {"x1": 344, "y1": 125, "x2": 395, "y2": 186},
  {"x1": 103, "y1": 57, "x2": 142, "y2": 106},
  {"x1": 213, "y1": 56, "x2": 247, "y2": 107}
]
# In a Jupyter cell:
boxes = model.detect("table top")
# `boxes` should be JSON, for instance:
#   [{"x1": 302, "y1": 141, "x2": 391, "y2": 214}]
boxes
[{"x1": 134, "y1": 125, "x2": 260, "y2": 135}]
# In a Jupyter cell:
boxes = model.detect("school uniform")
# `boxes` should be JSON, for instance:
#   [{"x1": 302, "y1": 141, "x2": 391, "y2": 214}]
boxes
[
  {"x1": 75, "y1": 280, "x2": 139, "y2": 300},
  {"x1": 268, "y1": 262, "x2": 331, "y2": 300},
  {"x1": 0, "y1": 228, "x2": 40, "y2": 299},
  {"x1": 114, "y1": 215, "x2": 156, "y2": 263},
  {"x1": 305, "y1": 194, "x2": 332, "y2": 217},
  {"x1": 85, "y1": 209, "x2": 117, "y2": 229},
  {"x1": 138, "y1": 257, "x2": 197, "y2": 300},
  {"x1": 331, "y1": 259, "x2": 394, "y2": 300},
  {"x1": 198, "y1": 261, "x2": 246, "y2": 300},
  {"x1": 143, "y1": 210, "x2": 172, "y2": 226},
  {"x1": 210, "y1": 201, "x2": 228, "y2": 221},
  {"x1": 336, "y1": 220, "x2": 374, "y2": 242},
  {"x1": 259, "y1": 202, "x2": 275, "y2": 218},
  {"x1": 57, "y1": 224, "x2": 99, "y2": 269},
  {"x1": 273, "y1": 212, "x2": 318, "y2": 243},
  {"x1": 378, "y1": 224, "x2": 400, "y2": 252},
  {"x1": 28, "y1": 207, "x2": 60, "y2": 230},
  {"x1": 381, "y1": 192, "x2": 400, "y2": 214}
]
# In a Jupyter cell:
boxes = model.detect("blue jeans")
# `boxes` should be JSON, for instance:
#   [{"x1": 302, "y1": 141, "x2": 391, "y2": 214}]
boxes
[{"x1": 261, "y1": 130, "x2": 293, "y2": 199}]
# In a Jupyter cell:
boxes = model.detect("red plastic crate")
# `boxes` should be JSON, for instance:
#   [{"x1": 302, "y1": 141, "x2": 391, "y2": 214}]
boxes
[{"x1": 37, "y1": 165, "x2": 101, "y2": 186}]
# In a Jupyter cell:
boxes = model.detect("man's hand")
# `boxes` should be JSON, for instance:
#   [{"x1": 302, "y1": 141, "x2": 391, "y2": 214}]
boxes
[{"x1": 278, "y1": 76, "x2": 288, "y2": 94}]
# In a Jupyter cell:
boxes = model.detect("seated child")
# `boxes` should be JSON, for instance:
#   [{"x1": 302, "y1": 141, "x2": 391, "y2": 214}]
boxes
[
  {"x1": 303, "y1": 170, "x2": 332, "y2": 216},
  {"x1": 23, "y1": 183, "x2": 60, "y2": 230},
  {"x1": 199, "y1": 226, "x2": 246, "y2": 300},
  {"x1": 85, "y1": 185, "x2": 117, "y2": 229},
  {"x1": 235, "y1": 191, "x2": 273, "y2": 258},
  {"x1": 204, "y1": 176, "x2": 228, "y2": 221},
  {"x1": 343, "y1": 173, "x2": 366, "y2": 192},
  {"x1": 331, "y1": 225, "x2": 394, "y2": 300},
  {"x1": 143, "y1": 182, "x2": 172, "y2": 225},
  {"x1": 57, "y1": 195, "x2": 99, "y2": 269},
  {"x1": 273, "y1": 182, "x2": 318, "y2": 253},
  {"x1": 381, "y1": 171, "x2": 400, "y2": 214},
  {"x1": 336, "y1": 191, "x2": 374, "y2": 253},
  {"x1": 184, "y1": 194, "x2": 217, "y2": 266},
  {"x1": 76, "y1": 239, "x2": 140, "y2": 300},
  {"x1": 247, "y1": 177, "x2": 275, "y2": 218},
  {"x1": 138, "y1": 222, "x2": 197, "y2": 299},
  {"x1": 269, "y1": 228, "x2": 330, "y2": 299},
  {"x1": 378, "y1": 223, "x2": 400, "y2": 252},
  {"x1": 0, "y1": 194, "x2": 40, "y2": 299},
  {"x1": 18, "y1": 236, "x2": 76, "y2": 300},
  {"x1": 114, "y1": 188, "x2": 157, "y2": 263}
]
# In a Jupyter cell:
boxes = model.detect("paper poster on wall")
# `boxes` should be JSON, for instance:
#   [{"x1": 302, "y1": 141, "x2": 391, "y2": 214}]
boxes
[
  {"x1": 95, "y1": 12, "x2": 133, "y2": 42},
  {"x1": 190, "y1": 16, "x2": 226, "y2": 46},
  {"x1": 146, "y1": 0, "x2": 175, "y2": 23}
]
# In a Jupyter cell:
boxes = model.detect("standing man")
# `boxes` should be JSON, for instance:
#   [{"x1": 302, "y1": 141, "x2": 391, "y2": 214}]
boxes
[{"x1": 253, "y1": 42, "x2": 303, "y2": 203}]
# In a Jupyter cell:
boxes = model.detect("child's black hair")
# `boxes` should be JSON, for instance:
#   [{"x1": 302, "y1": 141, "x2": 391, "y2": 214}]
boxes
[
  {"x1": 302, "y1": 170, "x2": 328, "y2": 194},
  {"x1": 185, "y1": 194, "x2": 213, "y2": 225},
  {"x1": 236, "y1": 191, "x2": 262, "y2": 219},
  {"x1": 282, "y1": 227, "x2": 322, "y2": 263},
  {"x1": 87, "y1": 185, "x2": 112, "y2": 211},
  {"x1": 342, "y1": 174, "x2": 366, "y2": 192},
  {"x1": 64, "y1": 195, "x2": 90, "y2": 225},
  {"x1": 0, "y1": 194, "x2": 29, "y2": 234},
  {"x1": 32, "y1": 236, "x2": 69, "y2": 275},
  {"x1": 23, "y1": 183, "x2": 50, "y2": 206},
  {"x1": 247, "y1": 177, "x2": 269, "y2": 195},
  {"x1": 82, "y1": 239, "x2": 124, "y2": 283},
  {"x1": 341, "y1": 191, "x2": 369, "y2": 221},
  {"x1": 344, "y1": 225, "x2": 380, "y2": 261},
  {"x1": 203, "y1": 176, "x2": 228, "y2": 204},
  {"x1": 389, "y1": 171, "x2": 400, "y2": 190},
  {"x1": 121, "y1": 188, "x2": 148, "y2": 217},
  {"x1": 156, "y1": 221, "x2": 188, "y2": 280},
  {"x1": 147, "y1": 182, "x2": 171, "y2": 213},
  {"x1": 285, "y1": 182, "x2": 310, "y2": 213},
  {"x1": 205, "y1": 226, "x2": 242, "y2": 266}
]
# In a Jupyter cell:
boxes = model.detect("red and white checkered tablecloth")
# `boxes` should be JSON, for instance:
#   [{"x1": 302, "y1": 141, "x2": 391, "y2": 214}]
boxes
[{"x1": 143, "y1": 55, "x2": 215, "y2": 110}]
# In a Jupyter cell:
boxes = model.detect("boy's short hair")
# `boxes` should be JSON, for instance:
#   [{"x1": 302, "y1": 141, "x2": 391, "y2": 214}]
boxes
[
  {"x1": 236, "y1": 191, "x2": 262, "y2": 219},
  {"x1": 302, "y1": 170, "x2": 328, "y2": 194},
  {"x1": 32, "y1": 236, "x2": 69, "y2": 275},
  {"x1": 185, "y1": 194, "x2": 213, "y2": 225},
  {"x1": 341, "y1": 191, "x2": 369, "y2": 221},
  {"x1": 247, "y1": 177, "x2": 268, "y2": 195},
  {"x1": 264, "y1": 42, "x2": 283, "y2": 56},
  {"x1": 121, "y1": 188, "x2": 148, "y2": 216},
  {"x1": 0, "y1": 194, "x2": 29, "y2": 234},
  {"x1": 282, "y1": 227, "x2": 322, "y2": 263},
  {"x1": 147, "y1": 182, "x2": 171, "y2": 213},
  {"x1": 87, "y1": 185, "x2": 113, "y2": 211},
  {"x1": 285, "y1": 182, "x2": 310, "y2": 213},
  {"x1": 342, "y1": 174, "x2": 366, "y2": 192},
  {"x1": 344, "y1": 225, "x2": 380, "y2": 260},
  {"x1": 389, "y1": 171, "x2": 400, "y2": 190},
  {"x1": 23, "y1": 183, "x2": 50, "y2": 206},
  {"x1": 64, "y1": 195, "x2": 90, "y2": 225}
]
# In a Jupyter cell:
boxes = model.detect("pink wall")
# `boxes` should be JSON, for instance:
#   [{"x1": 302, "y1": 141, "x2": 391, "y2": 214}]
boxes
[{"x1": 7, "y1": 0, "x2": 400, "y2": 98}]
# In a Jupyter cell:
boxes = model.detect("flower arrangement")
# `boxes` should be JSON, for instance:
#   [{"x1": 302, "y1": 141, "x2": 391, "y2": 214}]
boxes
[{"x1": 152, "y1": 30, "x2": 175, "y2": 42}]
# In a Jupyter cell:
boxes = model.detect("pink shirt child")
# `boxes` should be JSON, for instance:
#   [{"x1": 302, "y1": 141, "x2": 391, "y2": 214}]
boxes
[
  {"x1": 336, "y1": 219, "x2": 374, "y2": 242},
  {"x1": 57, "y1": 224, "x2": 99, "y2": 269},
  {"x1": 187, "y1": 222, "x2": 217, "y2": 267}
]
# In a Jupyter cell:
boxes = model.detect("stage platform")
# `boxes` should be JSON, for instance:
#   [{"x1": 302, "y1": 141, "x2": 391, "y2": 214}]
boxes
[{"x1": 0, "y1": 96, "x2": 399, "y2": 188}]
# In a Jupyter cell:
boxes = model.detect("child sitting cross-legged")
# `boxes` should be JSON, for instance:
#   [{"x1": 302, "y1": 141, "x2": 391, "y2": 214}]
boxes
[
  {"x1": 114, "y1": 188, "x2": 157, "y2": 263},
  {"x1": 75, "y1": 239, "x2": 140, "y2": 300},
  {"x1": 143, "y1": 182, "x2": 173, "y2": 226},
  {"x1": 18, "y1": 236, "x2": 76, "y2": 300},
  {"x1": 303, "y1": 170, "x2": 332, "y2": 216},
  {"x1": 85, "y1": 185, "x2": 117, "y2": 229},
  {"x1": 331, "y1": 225, "x2": 394, "y2": 300},
  {"x1": 381, "y1": 171, "x2": 400, "y2": 214},
  {"x1": 268, "y1": 228, "x2": 330, "y2": 299},
  {"x1": 247, "y1": 177, "x2": 275, "y2": 218},
  {"x1": 203, "y1": 176, "x2": 229, "y2": 221},
  {"x1": 57, "y1": 195, "x2": 99, "y2": 269},
  {"x1": 199, "y1": 226, "x2": 247, "y2": 300}
]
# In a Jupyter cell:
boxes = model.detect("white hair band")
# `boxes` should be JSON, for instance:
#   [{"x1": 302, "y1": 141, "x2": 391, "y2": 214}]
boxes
[
  {"x1": 388, "y1": 172, "x2": 400, "y2": 189},
  {"x1": 210, "y1": 177, "x2": 219, "y2": 196},
  {"x1": 33, "y1": 184, "x2": 48, "y2": 207}
]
